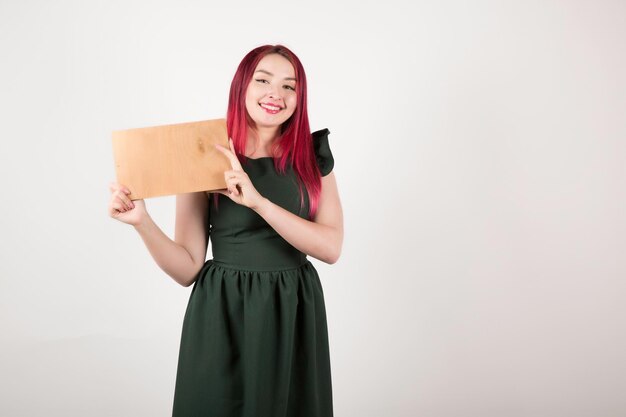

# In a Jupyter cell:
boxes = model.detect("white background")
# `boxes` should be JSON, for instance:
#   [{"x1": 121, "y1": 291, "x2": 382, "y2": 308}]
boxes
[{"x1": 1, "y1": 0, "x2": 625, "y2": 416}]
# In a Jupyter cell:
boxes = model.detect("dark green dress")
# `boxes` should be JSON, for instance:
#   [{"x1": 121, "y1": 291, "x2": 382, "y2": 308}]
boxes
[{"x1": 172, "y1": 129, "x2": 335, "y2": 417}]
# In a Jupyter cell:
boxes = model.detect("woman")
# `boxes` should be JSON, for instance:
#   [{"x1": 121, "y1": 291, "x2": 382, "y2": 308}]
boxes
[{"x1": 108, "y1": 44, "x2": 343, "y2": 416}]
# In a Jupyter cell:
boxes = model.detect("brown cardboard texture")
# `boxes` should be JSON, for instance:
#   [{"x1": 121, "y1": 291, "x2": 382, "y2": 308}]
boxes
[{"x1": 112, "y1": 118, "x2": 230, "y2": 200}]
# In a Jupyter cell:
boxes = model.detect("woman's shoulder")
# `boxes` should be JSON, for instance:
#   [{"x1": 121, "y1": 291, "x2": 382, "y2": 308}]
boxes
[{"x1": 311, "y1": 128, "x2": 334, "y2": 177}]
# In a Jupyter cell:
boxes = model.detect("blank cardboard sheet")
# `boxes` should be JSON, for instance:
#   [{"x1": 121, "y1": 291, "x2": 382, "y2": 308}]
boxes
[{"x1": 111, "y1": 118, "x2": 230, "y2": 200}]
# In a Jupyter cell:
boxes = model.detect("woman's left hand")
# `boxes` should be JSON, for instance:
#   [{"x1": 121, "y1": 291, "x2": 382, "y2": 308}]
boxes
[{"x1": 213, "y1": 138, "x2": 266, "y2": 210}]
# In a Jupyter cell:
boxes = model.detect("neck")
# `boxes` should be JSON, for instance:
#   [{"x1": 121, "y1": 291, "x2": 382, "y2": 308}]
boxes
[{"x1": 248, "y1": 125, "x2": 281, "y2": 154}]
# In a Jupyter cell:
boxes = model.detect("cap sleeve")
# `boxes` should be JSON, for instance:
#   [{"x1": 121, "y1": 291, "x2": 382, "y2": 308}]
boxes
[{"x1": 312, "y1": 128, "x2": 334, "y2": 176}]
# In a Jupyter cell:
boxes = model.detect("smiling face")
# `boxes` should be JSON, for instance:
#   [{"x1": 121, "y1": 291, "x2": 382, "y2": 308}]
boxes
[{"x1": 245, "y1": 53, "x2": 298, "y2": 132}]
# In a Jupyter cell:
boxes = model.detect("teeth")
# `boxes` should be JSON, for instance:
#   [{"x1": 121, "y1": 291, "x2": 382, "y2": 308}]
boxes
[{"x1": 261, "y1": 103, "x2": 280, "y2": 111}]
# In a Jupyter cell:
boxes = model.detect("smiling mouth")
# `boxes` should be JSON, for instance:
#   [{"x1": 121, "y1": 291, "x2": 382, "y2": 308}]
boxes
[{"x1": 259, "y1": 103, "x2": 282, "y2": 114}]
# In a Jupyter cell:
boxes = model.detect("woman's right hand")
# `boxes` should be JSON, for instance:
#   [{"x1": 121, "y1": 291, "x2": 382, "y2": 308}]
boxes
[{"x1": 108, "y1": 182, "x2": 148, "y2": 226}]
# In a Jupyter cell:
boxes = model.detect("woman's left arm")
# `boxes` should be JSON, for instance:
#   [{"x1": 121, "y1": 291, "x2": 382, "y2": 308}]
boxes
[{"x1": 253, "y1": 171, "x2": 343, "y2": 264}]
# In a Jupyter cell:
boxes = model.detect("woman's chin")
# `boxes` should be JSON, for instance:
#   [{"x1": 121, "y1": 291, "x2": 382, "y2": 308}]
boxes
[{"x1": 251, "y1": 118, "x2": 284, "y2": 130}]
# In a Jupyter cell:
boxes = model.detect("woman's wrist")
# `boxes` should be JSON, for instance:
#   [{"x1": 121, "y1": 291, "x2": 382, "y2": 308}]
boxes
[
  {"x1": 252, "y1": 196, "x2": 272, "y2": 215},
  {"x1": 133, "y1": 213, "x2": 154, "y2": 232}
]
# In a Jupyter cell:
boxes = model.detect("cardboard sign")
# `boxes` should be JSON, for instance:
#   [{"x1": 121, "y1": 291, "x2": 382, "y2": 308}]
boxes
[{"x1": 112, "y1": 118, "x2": 230, "y2": 200}]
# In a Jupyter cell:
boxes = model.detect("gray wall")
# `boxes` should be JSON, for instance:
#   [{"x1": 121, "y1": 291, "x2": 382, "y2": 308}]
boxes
[{"x1": 1, "y1": 0, "x2": 624, "y2": 416}]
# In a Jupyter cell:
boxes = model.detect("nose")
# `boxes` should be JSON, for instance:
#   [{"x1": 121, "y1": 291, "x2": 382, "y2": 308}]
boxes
[
  {"x1": 267, "y1": 84, "x2": 282, "y2": 100},
  {"x1": 266, "y1": 92, "x2": 283, "y2": 107}
]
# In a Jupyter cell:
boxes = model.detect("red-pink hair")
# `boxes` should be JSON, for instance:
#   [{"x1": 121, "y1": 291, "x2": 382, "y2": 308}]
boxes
[{"x1": 212, "y1": 44, "x2": 322, "y2": 220}]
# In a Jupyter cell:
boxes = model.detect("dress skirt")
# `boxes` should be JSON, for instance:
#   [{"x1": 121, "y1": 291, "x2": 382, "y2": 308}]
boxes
[{"x1": 171, "y1": 259, "x2": 334, "y2": 417}]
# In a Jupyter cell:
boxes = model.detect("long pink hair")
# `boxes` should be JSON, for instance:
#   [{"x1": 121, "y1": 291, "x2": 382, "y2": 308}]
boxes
[{"x1": 212, "y1": 44, "x2": 322, "y2": 220}]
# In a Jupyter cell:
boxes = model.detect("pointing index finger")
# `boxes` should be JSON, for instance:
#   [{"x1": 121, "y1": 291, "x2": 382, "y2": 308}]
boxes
[
  {"x1": 228, "y1": 138, "x2": 244, "y2": 170},
  {"x1": 215, "y1": 139, "x2": 243, "y2": 171}
]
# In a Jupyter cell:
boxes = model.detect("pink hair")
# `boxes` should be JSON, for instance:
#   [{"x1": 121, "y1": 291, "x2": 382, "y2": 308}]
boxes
[{"x1": 212, "y1": 44, "x2": 322, "y2": 220}]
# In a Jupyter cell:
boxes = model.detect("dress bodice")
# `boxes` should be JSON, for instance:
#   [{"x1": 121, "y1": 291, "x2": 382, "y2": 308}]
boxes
[{"x1": 207, "y1": 129, "x2": 334, "y2": 271}]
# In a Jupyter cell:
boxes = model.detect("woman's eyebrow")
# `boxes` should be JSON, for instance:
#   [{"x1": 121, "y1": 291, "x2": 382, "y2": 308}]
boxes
[{"x1": 254, "y1": 69, "x2": 297, "y2": 82}]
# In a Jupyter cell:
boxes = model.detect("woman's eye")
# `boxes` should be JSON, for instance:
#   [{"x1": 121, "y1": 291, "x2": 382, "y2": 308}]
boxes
[{"x1": 256, "y1": 79, "x2": 294, "y2": 91}]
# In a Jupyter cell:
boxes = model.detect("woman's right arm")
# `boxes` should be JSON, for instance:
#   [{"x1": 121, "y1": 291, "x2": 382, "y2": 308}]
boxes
[{"x1": 109, "y1": 183, "x2": 209, "y2": 287}]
